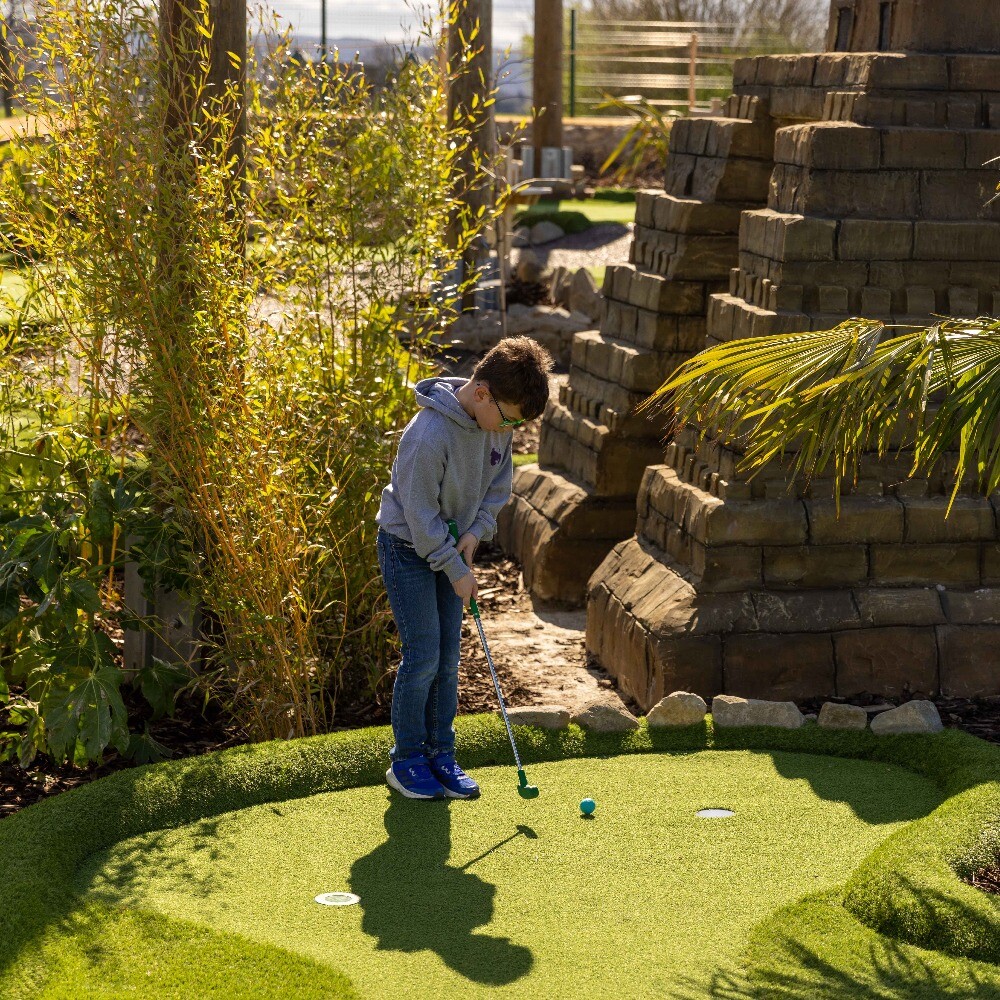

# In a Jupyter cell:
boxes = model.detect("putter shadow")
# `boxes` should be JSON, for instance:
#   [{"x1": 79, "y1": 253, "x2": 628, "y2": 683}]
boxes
[{"x1": 350, "y1": 797, "x2": 534, "y2": 985}]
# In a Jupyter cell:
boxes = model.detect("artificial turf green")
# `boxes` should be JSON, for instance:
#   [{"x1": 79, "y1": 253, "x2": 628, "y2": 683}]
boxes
[
  {"x1": 3, "y1": 716, "x2": 1000, "y2": 999},
  {"x1": 71, "y1": 751, "x2": 939, "y2": 999}
]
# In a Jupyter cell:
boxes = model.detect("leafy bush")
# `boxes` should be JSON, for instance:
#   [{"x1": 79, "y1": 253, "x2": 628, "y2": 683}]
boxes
[{"x1": 0, "y1": 0, "x2": 499, "y2": 762}]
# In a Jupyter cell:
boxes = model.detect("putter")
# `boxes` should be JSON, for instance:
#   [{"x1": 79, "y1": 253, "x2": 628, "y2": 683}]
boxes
[{"x1": 448, "y1": 520, "x2": 540, "y2": 799}]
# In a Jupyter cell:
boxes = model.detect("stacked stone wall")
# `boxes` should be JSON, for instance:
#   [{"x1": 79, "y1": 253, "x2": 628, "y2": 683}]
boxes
[
  {"x1": 499, "y1": 96, "x2": 781, "y2": 602},
  {"x1": 587, "y1": 45, "x2": 1000, "y2": 710}
]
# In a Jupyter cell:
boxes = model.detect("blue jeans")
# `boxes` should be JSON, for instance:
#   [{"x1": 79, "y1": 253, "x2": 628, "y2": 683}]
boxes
[{"x1": 377, "y1": 527, "x2": 465, "y2": 763}]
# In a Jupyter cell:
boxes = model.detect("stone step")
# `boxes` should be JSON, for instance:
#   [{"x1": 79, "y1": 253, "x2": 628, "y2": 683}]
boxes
[
  {"x1": 498, "y1": 471, "x2": 638, "y2": 604},
  {"x1": 570, "y1": 329, "x2": 691, "y2": 395}
]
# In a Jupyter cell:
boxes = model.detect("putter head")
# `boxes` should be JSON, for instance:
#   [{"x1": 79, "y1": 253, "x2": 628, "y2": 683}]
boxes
[{"x1": 517, "y1": 769, "x2": 540, "y2": 799}]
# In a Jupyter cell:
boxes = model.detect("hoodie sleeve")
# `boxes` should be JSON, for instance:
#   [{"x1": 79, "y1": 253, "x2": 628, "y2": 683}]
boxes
[
  {"x1": 469, "y1": 438, "x2": 513, "y2": 543},
  {"x1": 394, "y1": 414, "x2": 470, "y2": 584}
]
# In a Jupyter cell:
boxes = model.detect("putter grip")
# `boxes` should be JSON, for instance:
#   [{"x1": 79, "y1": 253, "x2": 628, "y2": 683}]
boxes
[{"x1": 446, "y1": 519, "x2": 479, "y2": 616}]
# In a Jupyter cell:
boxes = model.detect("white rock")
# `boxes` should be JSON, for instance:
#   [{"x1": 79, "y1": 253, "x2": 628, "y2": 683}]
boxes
[
  {"x1": 571, "y1": 700, "x2": 640, "y2": 732},
  {"x1": 530, "y1": 220, "x2": 565, "y2": 245},
  {"x1": 548, "y1": 265, "x2": 568, "y2": 305},
  {"x1": 647, "y1": 691, "x2": 707, "y2": 727},
  {"x1": 711, "y1": 694, "x2": 805, "y2": 729},
  {"x1": 506, "y1": 705, "x2": 571, "y2": 729},
  {"x1": 511, "y1": 227, "x2": 530, "y2": 248},
  {"x1": 870, "y1": 700, "x2": 943, "y2": 735},
  {"x1": 817, "y1": 702, "x2": 868, "y2": 730}
]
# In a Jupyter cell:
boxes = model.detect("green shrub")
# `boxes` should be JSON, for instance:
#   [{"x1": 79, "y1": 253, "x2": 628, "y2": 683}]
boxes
[{"x1": 0, "y1": 0, "x2": 500, "y2": 762}]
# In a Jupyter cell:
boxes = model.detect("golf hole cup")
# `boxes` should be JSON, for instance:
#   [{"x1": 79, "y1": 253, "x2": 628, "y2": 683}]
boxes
[{"x1": 580, "y1": 797, "x2": 596, "y2": 816}]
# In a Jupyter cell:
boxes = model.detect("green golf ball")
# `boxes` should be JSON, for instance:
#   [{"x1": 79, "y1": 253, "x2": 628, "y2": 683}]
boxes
[{"x1": 580, "y1": 797, "x2": 596, "y2": 815}]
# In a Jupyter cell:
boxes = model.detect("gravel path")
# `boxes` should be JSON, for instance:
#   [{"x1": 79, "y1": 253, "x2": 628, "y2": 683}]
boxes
[{"x1": 513, "y1": 221, "x2": 634, "y2": 274}]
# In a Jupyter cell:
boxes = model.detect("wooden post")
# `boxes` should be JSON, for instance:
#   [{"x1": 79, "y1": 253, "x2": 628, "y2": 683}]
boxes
[
  {"x1": 447, "y1": 0, "x2": 495, "y2": 309},
  {"x1": 533, "y1": 0, "x2": 563, "y2": 165},
  {"x1": 688, "y1": 31, "x2": 698, "y2": 112}
]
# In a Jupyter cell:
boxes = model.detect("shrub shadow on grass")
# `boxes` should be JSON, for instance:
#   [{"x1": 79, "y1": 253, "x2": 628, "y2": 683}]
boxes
[
  {"x1": 349, "y1": 795, "x2": 533, "y2": 986},
  {"x1": 73, "y1": 814, "x2": 235, "y2": 909},
  {"x1": 767, "y1": 749, "x2": 941, "y2": 825},
  {"x1": 666, "y1": 890, "x2": 1000, "y2": 1000}
]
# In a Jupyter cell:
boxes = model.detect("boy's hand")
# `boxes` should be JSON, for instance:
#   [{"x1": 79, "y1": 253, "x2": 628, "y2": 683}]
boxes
[
  {"x1": 453, "y1": 570, "x2": 479, "y2": 609},
  {"x1": 456, "y1": 532, "x2": 478, "y2": 567}
]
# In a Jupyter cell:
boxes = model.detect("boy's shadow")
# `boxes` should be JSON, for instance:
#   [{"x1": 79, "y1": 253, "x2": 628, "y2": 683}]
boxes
[{"x1": 350, "y1": 797, "x2": 533, "y2": 985}]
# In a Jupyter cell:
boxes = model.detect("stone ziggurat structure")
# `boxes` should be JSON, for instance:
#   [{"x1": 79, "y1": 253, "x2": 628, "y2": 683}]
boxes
[{"x1": 500, "y1": 0, "x2": 1000, "y2": 708}]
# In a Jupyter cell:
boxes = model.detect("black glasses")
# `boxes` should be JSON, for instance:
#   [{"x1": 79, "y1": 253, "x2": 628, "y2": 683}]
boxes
[{"x1": 486, "y1": 388, "x2": 525, "y2": 428}]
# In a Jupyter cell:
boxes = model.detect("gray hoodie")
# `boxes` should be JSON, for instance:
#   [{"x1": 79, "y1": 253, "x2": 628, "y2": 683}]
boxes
[{"x1": 376, "y1": 376, "x2": 513, "y2": 584}]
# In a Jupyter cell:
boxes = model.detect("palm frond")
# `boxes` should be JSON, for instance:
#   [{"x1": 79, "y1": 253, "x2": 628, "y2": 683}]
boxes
[{"x1": 641, "y1": 317, "x2": 1000, "y2": 510}]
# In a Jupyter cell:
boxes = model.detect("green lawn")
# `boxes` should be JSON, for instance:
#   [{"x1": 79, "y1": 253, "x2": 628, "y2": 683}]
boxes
[
  {"x1": 68, "y1": 751, "x2": 942, "y2": 999},
  {"x1": 514, "y1": 196, "x2": 637, "y2": 233},
  {"x1": 4, "y1": 717, "x2": 1000, "y2": 999}
]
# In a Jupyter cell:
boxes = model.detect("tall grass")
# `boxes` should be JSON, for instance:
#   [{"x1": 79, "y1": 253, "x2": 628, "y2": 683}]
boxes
[{"x1": 0, "y1": 0, "x2": 500, "y2": 750}]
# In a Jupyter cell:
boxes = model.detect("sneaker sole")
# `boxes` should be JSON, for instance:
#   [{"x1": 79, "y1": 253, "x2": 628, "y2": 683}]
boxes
[
  {"x1": 386, "y1": 767, "x2": 446, "y2": 800},
  {"x1": 440, "y1": 785, "x2": 481, "y2": 799}
]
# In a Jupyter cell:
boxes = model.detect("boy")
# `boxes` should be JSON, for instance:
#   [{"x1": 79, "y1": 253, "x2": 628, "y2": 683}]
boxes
[{"x1": 376, "y1": 336, "x2": 554, "y2": 800}]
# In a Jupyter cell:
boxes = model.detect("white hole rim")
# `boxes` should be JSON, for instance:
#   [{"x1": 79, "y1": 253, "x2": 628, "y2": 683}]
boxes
[
  {"x1": 696, "y1": 808, "x2": 735, "y2": 819},
  {"x1": 315, "y1": 891, "x2": 361, "y2": 907}
]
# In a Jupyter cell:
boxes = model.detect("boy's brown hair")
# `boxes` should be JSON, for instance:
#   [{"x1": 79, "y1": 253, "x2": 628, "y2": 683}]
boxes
[{"x1": 473, "y1": 336, "x2": 554, "y2": 420}]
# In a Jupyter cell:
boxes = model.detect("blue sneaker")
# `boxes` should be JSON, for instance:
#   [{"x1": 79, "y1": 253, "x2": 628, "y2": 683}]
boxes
[
  {"x1": 386, "y1": 756, "x2": 447, "y2": 800},
  {"x1": 429, "y1": 753, "x2": 480, "y2": 799}
]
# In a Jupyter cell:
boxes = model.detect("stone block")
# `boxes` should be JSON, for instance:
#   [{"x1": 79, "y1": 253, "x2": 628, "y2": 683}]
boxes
[
  {"x1": 921, "y1": 171, "x2": 1000, "y2": 222},
  {"x1": 870, "y1": 700, "x2": 944, "y2": 735},
  {"x1": 763, "y1": 544, "x2": 868, "y2": 587},
  {"x1": 838, "y1": 220, "x2": 913, "y2": 261},
  {"x1": 914, "y1": 222, "x2": 1000, "y2": 261},
  {"x1": 774, "y1": 122, "x2": 880, "y2": 171},
  {"x1": 722, "y1": 633, "x2": 836, "y2": 700},
  {"x1": 818, "y1": 285, "x2": 849, "y2": 313},
  {"x1": 687, "y1": 492, "x2": 808, "y2": 546},
  {"x1": 646, "y1": 691, "x2": 708, "y2": 727},
  {"x1": 902, "y1": 496, "x2": 996, "y2": 543},
  {"x1": 506, "y1": 705, "x2": 571, "y2": 729},
  {"x1": 854, "y1": 588, "x2": 945, "y2": 627},
  {"x1": 941, "y1": 589, "x2": 1000, "y2": 625},
  {"x1": 806, "y1": 497, "x2": 904, "y2": 545},
  {"x1": 949, "y1": 286, "x2": 981, "y2": 317},
  {"x1": 571, "y1": 701, "x2": 640, "y2": 732},
  {"x1": 817, "y1": 702, "x2": 868, "y2": 730},
  {"x1": 966, "y1": 131, "x2": 1000, "y2": 170},
  {"x1": 938, "y1": 626, "x2": 1000, "y2": 697},
  {"x1": 861, "y1": 287, "x2": 893, "y2": 316},
  {"x1": 752, "y1": 590, "x2": 860, "y2": 633},
  {"x1": 881, "y1": 129, "x2": 966, "y2": 170},
  {"x1": 691, "y1": 542, "x2": 762, "y2": 591},
  {"x1": 711, "y1": 694, "x2": 805, "y2": 729},
  {"x1": 834, "y1": 628, "x2": 939, "y2": 699},
  {"x1": 870, "y1": 544, "x2": 981, "y2": 586},
  {"x1": 906, "y1": 286, "x2": 937, "y2": 316},
  {"x1": 770, "y1": 165, "x2": 920, "y2": 220}
]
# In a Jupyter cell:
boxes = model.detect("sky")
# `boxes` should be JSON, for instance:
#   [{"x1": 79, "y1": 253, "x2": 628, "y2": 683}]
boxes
[{"x1": 266, "y1": 1, "x2": 535, "y2": 49}]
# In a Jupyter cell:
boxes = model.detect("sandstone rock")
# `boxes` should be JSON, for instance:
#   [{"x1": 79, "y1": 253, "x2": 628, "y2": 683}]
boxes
[
  {"x1": 530, "y1": 220, "x2": 565, "y2": 246},
  {"x1": 548, "y1": 265, "x2": 568, "y2": 305},
  {"x1": 569, "y1": 267, "x2": 601, "y2": 320},
  {"x1": 571, "y1": 700, "x2": 640, "y2": 732},
  {"x1": 647, "y1": 691, "x2": 707, "y2": 727},
  {"x1": 506, "y1": 705, "x2": 571, "y2": 729},
  {"x1": 711, "y1": 694, "x2": 805, "y2": 729},
  {"x1": 870, "y1": 700, "x2": 944, "y2": 735},
  {"x1": 515, "y1": 249, "x2": 543, "y2": 284},
  {"x1": 817, "y1": 702, "x2": 868, "y2": 730}
]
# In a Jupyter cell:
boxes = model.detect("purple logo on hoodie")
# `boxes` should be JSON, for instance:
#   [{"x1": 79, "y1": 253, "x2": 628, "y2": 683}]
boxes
[{"x1": 491, "y1": 448, "x2": 502, "y2": 466}]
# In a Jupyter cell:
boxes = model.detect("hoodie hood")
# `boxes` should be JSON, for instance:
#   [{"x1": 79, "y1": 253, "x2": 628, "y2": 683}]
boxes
[{"x1": 414, "y1": 376, "x2": 479, "y2": 430}]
